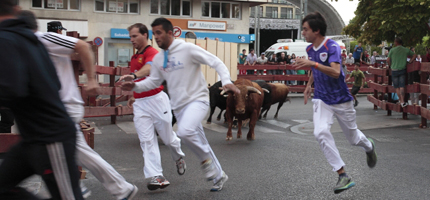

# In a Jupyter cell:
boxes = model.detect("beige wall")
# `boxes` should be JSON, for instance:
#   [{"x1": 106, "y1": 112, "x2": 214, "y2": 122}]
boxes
[{"x1": 20, "y1": 0, "x2": 251, "y2": 66}]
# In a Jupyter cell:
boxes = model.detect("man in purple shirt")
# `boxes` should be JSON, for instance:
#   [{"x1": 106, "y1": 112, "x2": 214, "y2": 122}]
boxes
[{"x1": 294, "y1": 12, "x2": 377, "y2": 194}]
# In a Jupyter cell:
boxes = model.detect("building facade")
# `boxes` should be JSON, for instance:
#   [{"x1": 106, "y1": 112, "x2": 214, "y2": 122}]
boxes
[{"x1": 18, "y1": 0, "x2": 269, "y2": 75}]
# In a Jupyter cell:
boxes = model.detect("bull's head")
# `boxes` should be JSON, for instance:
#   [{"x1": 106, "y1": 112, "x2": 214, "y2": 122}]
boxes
[{"x1": 221, "y1": 86, "x2": 261, "y2": 114}]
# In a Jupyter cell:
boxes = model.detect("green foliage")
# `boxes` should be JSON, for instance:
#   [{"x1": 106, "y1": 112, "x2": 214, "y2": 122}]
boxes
[
  {"x1": 370, "y1": 46, "x2": 382, "y2": 55},
  {"x1": 349, "y1": 41, "x2": 357, "y2": 53},
  {"x1": 343, "y1": 0, "x2": 430, "y2": 47}
]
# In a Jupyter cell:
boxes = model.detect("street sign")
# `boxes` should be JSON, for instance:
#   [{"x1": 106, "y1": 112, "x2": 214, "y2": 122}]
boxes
[
  {"x1": 173, "y1": 26, "x2": 182, "y2": 37},
  {"x1": 93, "y1": 37, "x2": 103, "y2": 47}
]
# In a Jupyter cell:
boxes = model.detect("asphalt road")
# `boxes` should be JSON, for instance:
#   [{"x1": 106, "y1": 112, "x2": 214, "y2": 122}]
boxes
[{"x1": 7, "y1": 96, "x2": 430, "y2": 199}]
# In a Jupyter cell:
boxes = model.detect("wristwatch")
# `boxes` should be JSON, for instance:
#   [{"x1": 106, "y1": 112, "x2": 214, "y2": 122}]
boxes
[{"x1": 130, "y1": 73, "x2": 137, "y2": 79}]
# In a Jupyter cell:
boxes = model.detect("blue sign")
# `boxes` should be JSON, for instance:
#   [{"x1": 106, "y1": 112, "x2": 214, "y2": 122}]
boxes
[
  {"x1": 110, "y1": 28, "x2": 252, "y2": 43},
  {"x1": 180, "y1": 32, "x2": 253, "y2": 44},
  {"x1": 110, "y1": 28, "x2": 153, "y2": 39}
]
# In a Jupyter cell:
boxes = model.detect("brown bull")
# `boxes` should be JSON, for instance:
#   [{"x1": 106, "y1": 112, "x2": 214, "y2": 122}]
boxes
[
  {"x1": 222, "y1": 78, "x2": 264, "y2": 141},
  {"x1": 261, "y1": 83, "x2": 290, "y2": 119}
]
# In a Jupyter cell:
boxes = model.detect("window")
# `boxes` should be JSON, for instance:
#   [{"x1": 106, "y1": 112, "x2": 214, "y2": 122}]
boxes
[
  {"x1": 202, "y1": 1, "x2": 241, "y2": 19},
  {"x1": 266, "y1": 7, "x2": 278, "y2": 18},
  {"x1": 32, "y1": 0, "x2": 80, "y2": 10},
  {"x1": 281, "y1": 7, "x2": 293, "y2": 19},
  {"x1": 94, "y1": 0, "x2": 139, "y2": 14},
  {"x1": 151, "y1": 0, "x2": 192, "y2": 16}
]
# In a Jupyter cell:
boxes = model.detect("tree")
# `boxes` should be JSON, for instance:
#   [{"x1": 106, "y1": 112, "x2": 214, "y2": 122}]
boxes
[{"x1": 341, "y1": 0, "x2": 430, "y2": 47}]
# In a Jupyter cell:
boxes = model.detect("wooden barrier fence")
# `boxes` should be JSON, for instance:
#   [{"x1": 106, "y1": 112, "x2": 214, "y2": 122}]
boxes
[
  {"x1": 366, "y1": 62, "x2": 430, "y2": 128},
  {"x1": 237, "y1": 63, "x2": 375, "y2": 93}
]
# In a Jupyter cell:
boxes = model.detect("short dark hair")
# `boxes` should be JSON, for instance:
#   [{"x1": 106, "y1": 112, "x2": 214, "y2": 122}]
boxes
[
  {"x1": 302, "y1": 12, "x2": 327, "y2": 36},
  {"x1": 18, "y1": 10, "x2": 38, "y2": 30},
  {"x1": 250, "y1": 49, "x2": 254, "y2": 52},
  {"x1": 395, "y1": 37, "x2": 403, "y2": 45},
  {"x1": 151, "y1": 18, "x2": 173, "y2": 33},
  {"x1": 0, "y1": 0, "x2": 17, "y2": 16},
  {"x1": 242, "y1": 49, "x2": 246, "y2": 51},
  {"x1": 354, "y1": 62, "x2": 360, "y2": 66},
  {"x1": 127, "y1": 23, "x2": 149, "y2": 39}
]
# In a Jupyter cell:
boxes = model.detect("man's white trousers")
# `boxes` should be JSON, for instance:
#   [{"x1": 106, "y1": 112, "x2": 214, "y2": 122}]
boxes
[
  {"x1": 133, "y1": 91, "x2": 185, "y2": 178},
  {"x1": 65, "y1": 104, "x2": 133, "y2": 199},
  {"x1": 312, "y1": 99, "x2": 373, "y2": 172},
  {"x1": 174, "y1": 100, "x2": 224, "y2": 183}
]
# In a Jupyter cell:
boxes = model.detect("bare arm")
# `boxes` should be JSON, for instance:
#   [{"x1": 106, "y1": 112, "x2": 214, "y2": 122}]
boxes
[
  {"x1": 303, "y1": 72, "x2": 314, "y2": 105},
  {"x1": 294, "y1": 58, "x2": 341, "y2": 79},
  {"x1": 74, "y1": 40, "x2": 99, "y2": 95}
]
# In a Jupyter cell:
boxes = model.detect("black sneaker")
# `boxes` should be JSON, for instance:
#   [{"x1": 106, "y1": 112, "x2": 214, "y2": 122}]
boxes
[
  {"x1": 354, "y1": 100, "x2": 359, "y2": 107},
  {"x1": 401, "y1": 102, "x2": 408, "y2": 107},
  {"x1": 334, "y1": 176, "x2": 356, "y2": 194},
  {"x1": 366, "y1": 138, "x2": 377, "y2": 168}
]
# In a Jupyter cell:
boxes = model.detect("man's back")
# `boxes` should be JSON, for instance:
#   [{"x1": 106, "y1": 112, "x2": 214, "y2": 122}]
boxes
[
  {"x1": 0, "y1": 18, "x2": 75, "y2": 143},
  {"x1": 388, "y1": 46, "x2": 414, "y2": 70}
]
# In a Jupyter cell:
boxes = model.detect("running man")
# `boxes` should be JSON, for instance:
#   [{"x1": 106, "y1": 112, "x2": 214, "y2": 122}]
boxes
[
  {"x1": 18, "y1": 11, "x2": 138, "y2": 199},
  {"x1": 117, "y1": 23, "x2": 186, "y2": 191},
  {"x1": 346, "y1": 62, "x2": 366, "y2": 107},
  {"x1": 0, "y1": 2, "x2": 82, "y2": 199},
  {"x1": 293, "y1": 12, "x2": 377, "y2": 194},
  {"x1": 121, "y1": 18, "x2": 240, "y2": 192}
]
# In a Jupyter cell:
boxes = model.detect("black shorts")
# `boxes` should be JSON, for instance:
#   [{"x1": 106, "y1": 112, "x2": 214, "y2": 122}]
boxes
[{"x1": 351, "y1": 85, "x2": 361, "y2": 95}]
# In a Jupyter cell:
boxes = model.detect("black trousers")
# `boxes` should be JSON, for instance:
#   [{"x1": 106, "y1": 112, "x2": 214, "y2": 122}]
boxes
[
  {"x1": 0, "y1": 140, "x2": 83, "y2": 200},
  {"x1": 0, "y1": 108, "x2": 14, "y2": 133}
]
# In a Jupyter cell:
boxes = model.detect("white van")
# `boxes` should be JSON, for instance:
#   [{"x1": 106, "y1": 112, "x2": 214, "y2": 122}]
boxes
[{"x1": 264, "y1": 38, "x2": 346, "y2": 59}]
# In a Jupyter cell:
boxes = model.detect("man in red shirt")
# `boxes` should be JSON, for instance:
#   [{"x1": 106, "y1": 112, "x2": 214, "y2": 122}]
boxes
[{"x1": 118, "y1": 23, "x2": 185, "y2": 191}]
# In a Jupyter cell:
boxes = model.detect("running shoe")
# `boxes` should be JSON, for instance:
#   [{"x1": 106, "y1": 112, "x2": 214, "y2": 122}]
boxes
[
  {"x1": 80, "y1": 182, "x2": 91, "y2": 199},
  {"x1": 334, "y1": 176, "x2": 355, "y2": 194},
  {"x1": 401, "y1": 102, "x2": 408, "y2": 107},
  {"x1": 210, "y1": 171, "x2": 229, "y2": 192},
  {"x1": 176, "y1": 157, "x2": 186, "y2": 175},
  {"x1": 147, "y1": 176, "x2": 170, "y2": 191},
  {"x1": 366, "y1": 138, "x2": 377, "y2": 168},
  {"x1": 120, "y1": 185, "x2": 138, "y2": 200}
]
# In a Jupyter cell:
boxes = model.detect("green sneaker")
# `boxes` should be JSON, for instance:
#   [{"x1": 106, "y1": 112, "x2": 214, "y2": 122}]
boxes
[
  {"x1": 366, "y1": 138, "x2": 377, "y2": 168},
  {"x1": 334, "y1": 176, "x2": 356, "y2": 194}
]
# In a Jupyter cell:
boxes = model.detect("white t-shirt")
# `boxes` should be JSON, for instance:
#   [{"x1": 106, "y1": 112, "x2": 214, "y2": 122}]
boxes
[
  {"x1": 257, "y1": 57, "x2": 268, "y2": 64},
  {"x1": 35, "y1": 31, "x2": 84, "y2": 105}
]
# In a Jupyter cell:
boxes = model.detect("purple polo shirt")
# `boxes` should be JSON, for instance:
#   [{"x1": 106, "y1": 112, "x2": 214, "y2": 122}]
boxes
[{"x1": 307, "y1": 38, "x2": 353, "y2": 105}]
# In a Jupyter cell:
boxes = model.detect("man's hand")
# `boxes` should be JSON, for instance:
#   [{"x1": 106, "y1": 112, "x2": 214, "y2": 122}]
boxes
[
  {"x1": 127, "y1": 97, "x2": 135, "y2": 108},
  {"x1": 85, "y1": 79, "x2": 100, "y2": 96},
  {"x1": 293, "y1": 57, "x2": 315, "y2": 70},
  {"x1": 121, "y1": 81, "x2": 136, "y2": 91},
  {"x1": 118, "y1": 74, "x2": 134, "y2": 82},
  {"x1": 360, "y1": 85, "x2": 364, "y2": 90},
  {"x1": 303, "y1": 85, "x2": 312, "y2": 105},
  {"x1": 223, "y1": 84, "x2": 240, "y2": 95}
]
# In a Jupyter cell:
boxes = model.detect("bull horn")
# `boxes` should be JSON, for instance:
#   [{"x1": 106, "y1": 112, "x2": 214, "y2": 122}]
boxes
[
  {"x1": 246, "y1": 86, "x2": 261, "y2": 95},
  {"x1": 262, "y1": 88, "x2": 270, "y2": 93},
  {"x1": 220, "y1": 88, "x2": 231, "y2": 95}
]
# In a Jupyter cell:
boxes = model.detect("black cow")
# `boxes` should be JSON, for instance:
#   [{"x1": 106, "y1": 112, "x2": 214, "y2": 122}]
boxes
[
  {"x1": 252, "y1": 80, "x2": 272, "y2": 119},
  {"x1": 207, "y1": 81, "x2": 227, "y2": 124}
]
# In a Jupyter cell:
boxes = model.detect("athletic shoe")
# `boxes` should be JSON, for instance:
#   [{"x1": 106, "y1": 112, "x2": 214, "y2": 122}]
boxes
[
  {"x1": 366, "y1": 138, "x2": 377, "y2": 168},
  {"x1": 210, "y1": 171, "x2": 229, "y2": 192},
  {"x1": 333, "y1": 176, "x2": 355, "y2": 194},
  {"x1": 120, "y1": 185, "x2": 138, "y2": 200},
  {"x1": 354, "y1": 100, "x2": 359, "y2": 107},
  {"x1": 201, "y1": 159, "x2": 217, "y2": 181},
  {"x1": 401, "y1": 102, "x2": 408, "y2": 107},
  {"x1": 80, "y1": 182, "x2": 91, "y2": 199},
  {"x1": 147, "y1": 175, "x2": 170, "y2": 191},
  {"x1": 176, "y1": 157, "x2": 186, "y2": 175}
]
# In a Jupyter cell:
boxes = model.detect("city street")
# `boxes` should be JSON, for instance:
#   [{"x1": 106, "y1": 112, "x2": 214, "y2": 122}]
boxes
[{"x1": 17, "y1": 96, "x2": 430, "y2": 199}]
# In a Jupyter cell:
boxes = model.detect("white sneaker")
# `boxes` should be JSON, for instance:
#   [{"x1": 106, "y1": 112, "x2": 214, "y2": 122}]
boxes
[
  {"x1": 176, "y1": 157, "x2": 186, "y2": 175},
  {"x1": 120, "y1": 185, "x2": 138, "y2": 200},
  {"x1": 201, "y1": 159, "x2": 217, "y2": 181},
  {"x1": 210, "y1": 171, "x2": 228, "y2": 192}
]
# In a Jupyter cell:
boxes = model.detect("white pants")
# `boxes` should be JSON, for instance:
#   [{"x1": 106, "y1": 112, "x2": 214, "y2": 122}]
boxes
[
  {"x1": 312, "y1": 99, "x2": 373, "y2": 172},
  {"x1": 174, "y1": 101, "x2": 223, "y2": 183},
  {"x1": 133, "y1": 92, "x2": 184, "y2": 178},
  {"x1": 65, "y1": 104, "x2": 133, "y2": 199}
]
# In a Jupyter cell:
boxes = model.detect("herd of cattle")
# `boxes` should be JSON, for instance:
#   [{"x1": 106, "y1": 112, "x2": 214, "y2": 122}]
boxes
[{"x1": 207, "y1": 79, "x2": 290, "y2": 141}]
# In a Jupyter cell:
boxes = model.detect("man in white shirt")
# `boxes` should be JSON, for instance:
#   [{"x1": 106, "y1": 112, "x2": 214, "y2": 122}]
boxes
[
  {"x1": 121, "y1": 18, "x2": 240, "y2": 192},
  {"x1": 256, "y1": 52, "x2": 268, "y2": 75},
  {"x1": 20, "y1": 11, "x2": 138, "y2": 200},
  {"x1": 345, "y1": 53, "x2": 355, "y2": 65}
]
